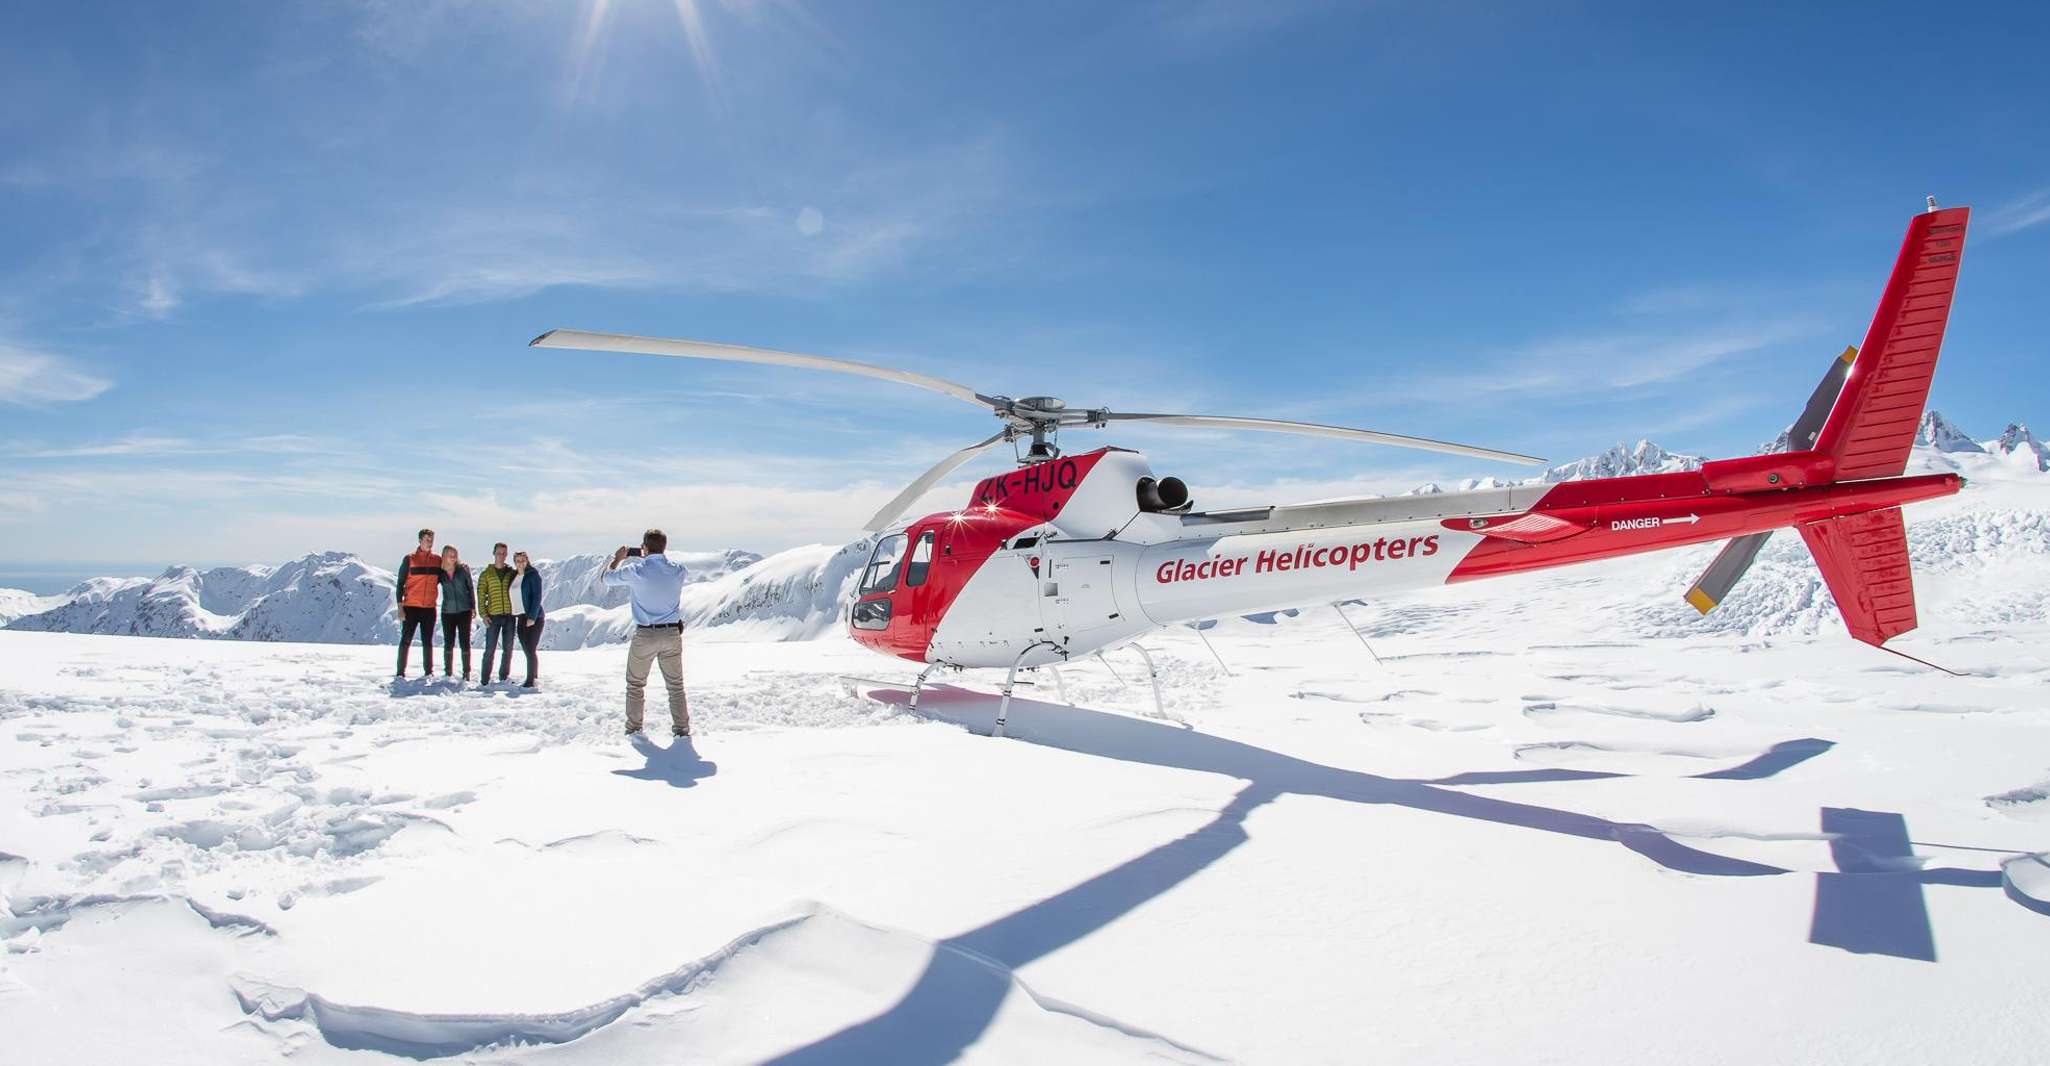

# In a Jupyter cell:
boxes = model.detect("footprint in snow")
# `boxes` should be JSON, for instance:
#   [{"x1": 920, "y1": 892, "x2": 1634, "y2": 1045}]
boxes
[
  {"x1": 1522, "y1": 701, "x2": 1716, "y2": 724},
  {"x1": 1358, "y1": 712, "x2": 1490, "y2": 733},
  {"x1": 1986, "y1": 783, "x2": 2049, "y2": 820}
]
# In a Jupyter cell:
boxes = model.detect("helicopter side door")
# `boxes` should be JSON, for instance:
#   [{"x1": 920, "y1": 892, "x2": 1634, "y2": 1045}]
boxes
[{"x1": 1043, "y1": 542, "x2": 1119, "y2": 644}]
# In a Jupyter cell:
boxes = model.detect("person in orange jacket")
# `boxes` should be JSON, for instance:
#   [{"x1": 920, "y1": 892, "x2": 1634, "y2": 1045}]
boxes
[{"x1": 395, "y1": 528, "x2": 442, "y2": 677}]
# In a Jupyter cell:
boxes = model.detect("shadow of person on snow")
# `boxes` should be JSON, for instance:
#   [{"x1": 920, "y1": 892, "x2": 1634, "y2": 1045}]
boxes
[
  {"x1": 612, "y1": 734, "x2": 718, "y2": 789},
  {"x1": 385, "y1": 676, "x2": 466, "y2": 698}
]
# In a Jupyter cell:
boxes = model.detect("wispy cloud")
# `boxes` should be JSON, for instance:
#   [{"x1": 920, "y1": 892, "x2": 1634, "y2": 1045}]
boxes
[
  {"x1": 1985, "y1": 187, "x2": 2050, "y2": 237},
  {"x1": 0, "y1": 491, "x2": 48, "y2": 520},
  {"x1": 0, "y1": 344, "x2": 112, "y2": 405},
  {"x1": 10, "y1": 435, "x2": 193, "y2": 459},
  {"x1": 349, "y1": 132, "x2": 1021, "y2": 308},
  {"x1": 7, "y1": 432, "x2": 337, "y2": 459},
  {"x1": 1345, "y1": 318, "x2": 1822, "y2": 412}
]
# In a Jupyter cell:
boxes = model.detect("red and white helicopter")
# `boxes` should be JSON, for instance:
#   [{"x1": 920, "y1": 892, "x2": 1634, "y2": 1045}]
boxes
[{"x1": 535, "y1": 204, "x2": 1969, "y2": 734}]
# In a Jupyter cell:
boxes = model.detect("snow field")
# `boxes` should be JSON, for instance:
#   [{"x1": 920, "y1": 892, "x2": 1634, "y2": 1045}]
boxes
[{"x1": 4, "y1": 589, "x2": 2048, "y2": 1064}]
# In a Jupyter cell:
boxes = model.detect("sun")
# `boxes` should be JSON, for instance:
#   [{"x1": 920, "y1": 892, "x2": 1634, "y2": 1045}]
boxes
[{"x1": 564, "y1": 0, "x2": 728, "y2": 107}]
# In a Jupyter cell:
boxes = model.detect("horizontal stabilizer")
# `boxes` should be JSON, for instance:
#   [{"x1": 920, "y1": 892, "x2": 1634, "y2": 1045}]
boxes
[{"x1": 1799, "y1": 506, "x2": 1916, "y2": 646}]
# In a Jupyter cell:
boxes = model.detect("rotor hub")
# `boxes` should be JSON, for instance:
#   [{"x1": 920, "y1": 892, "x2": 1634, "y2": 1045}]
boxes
[{"x1": 1011, "y1": 396, "x2": 1067, "y2": 418}]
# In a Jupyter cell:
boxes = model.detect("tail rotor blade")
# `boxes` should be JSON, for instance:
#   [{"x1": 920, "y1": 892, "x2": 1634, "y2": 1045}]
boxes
[
  {"x1": 1690, "y1": 344, "x2": 1871, "y2": 615},
  {"x1": 863, "y1": 432, "x2": 1010, "y2": 533},
  {"x1": 1782, "y1": 345, "x2": 1857, "y2": 452},
  {"x1": 1685, "y1": 531, "x2": 1772, "y2": 614},
  {"x1": 1099, "y1": 412, "x2": 1544, "y2": 466}
]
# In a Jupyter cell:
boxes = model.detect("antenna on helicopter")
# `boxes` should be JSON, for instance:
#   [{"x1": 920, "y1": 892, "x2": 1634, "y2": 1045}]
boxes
[{"x1": 529, "y1": 328, "x2": 1545, "y2": 531}]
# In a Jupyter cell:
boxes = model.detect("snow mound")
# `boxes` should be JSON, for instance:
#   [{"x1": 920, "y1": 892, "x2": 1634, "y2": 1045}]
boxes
[
  {"x1": 2005, "y1": 854, "x2": 2050, "y2": 917},
  {"x1": 228, "y1": 907, "x2": 1220, "y2": 1061},
  {"x1": 538, "y1": 548, "x2": 761, "y2": 613},
  {"x1": 0, "y1": 588, "x2": 65, "y2": 625},
  {"x1": 1989, "y1": 423, "x2": 2050, "y2": 472},
  {"x1": 682, "y1": 539, "x2": 875, "y2": 637},
  {"x1": 537, "y1": 540, "x2": 872, "y2": 648}
]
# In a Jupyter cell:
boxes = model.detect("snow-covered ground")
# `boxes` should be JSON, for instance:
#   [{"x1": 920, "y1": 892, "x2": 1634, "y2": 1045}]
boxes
[
  {"x1": 4, "y1": 419, "x2": 2048, "y2": 1063},
  {"x1": 5, "y1": 501, "x2": 2049, "y2": 1063}
]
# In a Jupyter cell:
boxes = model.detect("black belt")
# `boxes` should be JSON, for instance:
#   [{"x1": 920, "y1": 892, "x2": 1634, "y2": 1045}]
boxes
[{"x1": 638, "y1": 622, "x2": 682, "y2": 629}]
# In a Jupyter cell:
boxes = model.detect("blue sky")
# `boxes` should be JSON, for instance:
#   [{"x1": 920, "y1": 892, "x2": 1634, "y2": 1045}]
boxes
[{"x1": 2, "y1": 1, "x2": 2046, "y2": 579}]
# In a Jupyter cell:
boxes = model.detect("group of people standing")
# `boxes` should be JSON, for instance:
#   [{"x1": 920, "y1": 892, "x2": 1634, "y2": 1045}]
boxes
[
  {"x1": 390, "y1": 526, "x2": 694, "y2": 739},
  {"x1": 395, "y1": 529, "x2": 545, "y2": 687}
]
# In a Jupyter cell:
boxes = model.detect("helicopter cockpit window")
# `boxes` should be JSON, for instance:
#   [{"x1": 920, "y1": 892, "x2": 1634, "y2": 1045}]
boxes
[
  {"x1": 860, "y1": 534, "x2": 908, "y2": 594},
  {"x1": 903, "y1": 532, "x2": 936, "y2": 587}
]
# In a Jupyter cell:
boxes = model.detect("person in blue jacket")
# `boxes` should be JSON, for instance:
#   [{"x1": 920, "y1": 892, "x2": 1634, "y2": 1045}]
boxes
[
  {"x1": 510, "y1": 550, "x2": 546, "y2": 688},
  {"x1": 601, "y1": 528, "x2": 692, "y2": 736}
]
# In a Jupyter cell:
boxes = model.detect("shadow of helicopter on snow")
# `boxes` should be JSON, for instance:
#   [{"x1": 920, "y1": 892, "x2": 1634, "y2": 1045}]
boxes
[{"x1": 762, "y1": 686, "x2": 2027, "y2": 1065}]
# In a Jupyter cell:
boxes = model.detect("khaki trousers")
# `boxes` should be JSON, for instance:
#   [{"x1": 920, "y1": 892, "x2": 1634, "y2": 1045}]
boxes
[{"x1": 625, "y1": 626, "x2": 689, "y2": 732}]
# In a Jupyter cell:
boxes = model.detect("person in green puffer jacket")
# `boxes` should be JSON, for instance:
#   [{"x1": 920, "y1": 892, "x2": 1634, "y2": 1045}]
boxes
[{"x1": 474, "y1": 542, "x2": 518, "y2": 684}]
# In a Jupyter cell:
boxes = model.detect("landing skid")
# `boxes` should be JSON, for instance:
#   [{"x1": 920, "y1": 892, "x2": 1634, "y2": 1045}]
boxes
[{"x1": 837, "y1": 642, "x2": 1170, "y2": 738}]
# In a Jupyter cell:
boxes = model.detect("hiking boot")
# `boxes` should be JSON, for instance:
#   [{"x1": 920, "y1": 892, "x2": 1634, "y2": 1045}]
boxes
[
  {"x1": 625, "y1": 724, "x2": 644, "y2": 736},
  {"x1": 672, "y1": 726, "x2": 691, "y2": 737}
]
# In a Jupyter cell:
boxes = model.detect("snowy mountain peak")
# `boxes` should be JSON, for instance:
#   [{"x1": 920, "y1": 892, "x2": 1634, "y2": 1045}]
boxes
[
  {"x1": 1916, "y1": 410, "x2": 1985, "y2": 453},
  {"x1": 1989, "y1": 422, "x2": 2049, "y2": 471},
  {"x1": 1543, "y1": 440, "x2": 1702, "y2": 483},
  {"x1": 6, "y1": 546, "x2": 782, "y2": 649}
]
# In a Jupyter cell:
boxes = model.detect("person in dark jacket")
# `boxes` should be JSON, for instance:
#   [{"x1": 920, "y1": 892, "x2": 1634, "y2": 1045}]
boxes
[
  {"x1": 475, "y1": 542, "x2": 517, "y2": 685},
  {"x1": 394, "y1": 528, "x2": 440, "y2": 677},
  {"x1": 438, "y1": 545, "x2": 476, "y2": 681},
  {"x1": 511, "y1": 550, "x2": 546, "y2": 688}
]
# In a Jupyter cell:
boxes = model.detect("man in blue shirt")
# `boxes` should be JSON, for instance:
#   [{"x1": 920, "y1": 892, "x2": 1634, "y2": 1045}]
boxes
[{"x1": 602, "y1": 528, "x2": 692, "y2": 736}]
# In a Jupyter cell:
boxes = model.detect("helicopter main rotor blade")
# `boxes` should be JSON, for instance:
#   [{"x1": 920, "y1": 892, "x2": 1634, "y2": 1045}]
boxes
[
  {"x1": 1098, "y1": 413, "x2": 1545, "y2": 466},
  {"x1": 530, "y1": 329, "x2": 995, "y2": 411},
  {"x1": 864, "y1": 431, "x2": 1011, "y2": 533}
]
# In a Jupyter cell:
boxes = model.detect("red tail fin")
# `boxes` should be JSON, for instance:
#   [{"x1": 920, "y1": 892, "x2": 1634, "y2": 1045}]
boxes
[
  {"x1": 1813, "y1": 207, "x2": 1969, "y2": 480},
  {"x1": 1799, "y1": 507, "x2": 1916, "y2": 646}
]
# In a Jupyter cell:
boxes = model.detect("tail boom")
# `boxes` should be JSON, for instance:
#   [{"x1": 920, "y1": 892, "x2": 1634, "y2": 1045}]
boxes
[{"x1": 1444, "y1": 471, "x2": 1960, "y2": 583}]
